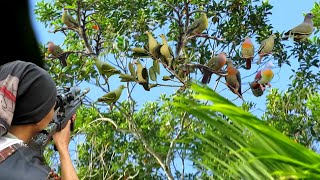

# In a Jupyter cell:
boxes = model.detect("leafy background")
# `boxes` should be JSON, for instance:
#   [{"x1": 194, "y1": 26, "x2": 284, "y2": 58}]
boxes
[{"x1": 29, "y1": 0, "x2": 320, "y2": 179}]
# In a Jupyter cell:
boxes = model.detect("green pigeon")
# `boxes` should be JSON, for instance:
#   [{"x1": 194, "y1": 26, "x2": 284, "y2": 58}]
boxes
[
  {"x1": 255, "y1": 62, "x2": 274, "y2": 91},
  {"x1": 186, "y1": 13, "x2": 208, "y2": 35},
  {"x1": 119, "y1": 73, "x2": 136, "y2": 82},
  {"x1": 257, "y1": 34, "x2": 276, "y2": 65},
  {"x1": 94, "y1": 58, "x2": 121, "y2": 78},
  {"x1": 131, "y1": 47, "x2": 150, "y2": 58},
  {"x1": 97, "y1": 85, "x2": 126, "y2": 109},
  {"x1": 241, "y1": 36, "x2": 254, "y2": 70},
  {"x1": 159, "y1": 34, "x2": 174, "y2": 69},
  {"x1": 225, "y1": 59, "x2": 242, "y2": 99},
  {"x1": 135, "y1": 60, "x2": 150, "y2": 91},
  {"x1": 145, "y1": 31, "x2": 162, "y2": 59},
  {"x1": 47, "y1": 41, "x2": 67, "y2": 67},
  {"x1": 201, "y1": 52, "x2": 227, "y2": 84},
  {"x1": 282, "y1": 13, "x2": 314, "y2": 42},
  {"x1": 61, "y1": 8, "x2": 79, "y2": 28}
]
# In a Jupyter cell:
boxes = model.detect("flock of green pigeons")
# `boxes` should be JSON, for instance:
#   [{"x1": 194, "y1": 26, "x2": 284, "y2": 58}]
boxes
[{"x1": 46, "y1": 8, "x2": 315, "y2": 107}]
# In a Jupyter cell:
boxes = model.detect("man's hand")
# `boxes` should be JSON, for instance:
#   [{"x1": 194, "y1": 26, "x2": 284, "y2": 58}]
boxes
[
  {"x1": 52, "y1": 114, "x2": 76, "y2": 152},
  {"x1": 52, "y1": 114, "x2": 79, "y2": 180}
]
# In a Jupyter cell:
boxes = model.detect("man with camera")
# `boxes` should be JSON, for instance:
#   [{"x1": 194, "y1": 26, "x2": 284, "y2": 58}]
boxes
[{"x1": 0, "y1": 61, "x2": 79, "y2": 180}]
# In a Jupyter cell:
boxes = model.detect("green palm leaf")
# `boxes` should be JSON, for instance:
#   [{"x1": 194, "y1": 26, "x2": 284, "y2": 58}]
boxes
[{"x1": 175, "y1": 83, "x2": 320, "y2": 179}]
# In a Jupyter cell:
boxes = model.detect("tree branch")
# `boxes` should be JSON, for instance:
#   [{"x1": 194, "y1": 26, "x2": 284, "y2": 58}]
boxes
[
  {"x1": 165, "y1": 112, "x2": 187, "y2": 170},
  {"x1": 89, "y1": 117, "x2": 135, "y2": 134},
  {"x1": 186, "y1": 33, "x2": 225, "y2": 42},
  {"x1": 153, "y1": 83, "x2": 183, "y2": 88},
  {"x1": 114, "y1": 104, "x2": 174, "y2": 180},
  {"x1": 175, "y1": 1, "x2": 187, "y2": 56},
  {"x1": 219, "y1": 80, "x2": 245, "y2": 101},
  {"x1": 186, "y1": 63, "x2": 228, "y2": 77},
  {"x1": 213, "y1": 76, "x2": 222, "y2": 91},
  {"x1": 162, "y1": 15, "x2": 180, "y2": 23},
  {"x1": 78, "y1": 1, "x2": 94, "y2": 54},
  {"x1": 161, "y1": 0, "x2": 179, "y2": 14}
]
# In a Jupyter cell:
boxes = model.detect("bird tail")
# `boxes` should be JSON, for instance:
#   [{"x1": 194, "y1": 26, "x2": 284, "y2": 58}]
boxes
[
  {"x1": 142, "y1": 83, "x2": 150, "y2": 91},
  {"x1": 250, "y1": 82, "x2": 264, "y2": 97},
  {"x1": 282, "y1": 30, "x2": 291, "y2": 40},
  {"x1": 58, "y1": 53, "x2": 68, "y2": 67},
  {"x1": 201, "y1": 71, "x2": 212, "y2": 84},
  {"x1": 245, "y1": 58, "x2": 252, "y2": 70}
]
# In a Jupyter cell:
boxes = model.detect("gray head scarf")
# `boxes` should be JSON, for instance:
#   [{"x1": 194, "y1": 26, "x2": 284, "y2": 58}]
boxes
[{"x1": 0, "y1": 61, "x2": 56, "y2": 136}]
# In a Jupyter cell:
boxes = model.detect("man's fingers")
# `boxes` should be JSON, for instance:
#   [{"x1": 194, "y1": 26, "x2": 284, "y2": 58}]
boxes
[
  {"x1": 66, "y1": 119, "x2": 72, "y2": 126},
  {"x1": 71, "y1": 114, "x2": 77, "y2": 122}
]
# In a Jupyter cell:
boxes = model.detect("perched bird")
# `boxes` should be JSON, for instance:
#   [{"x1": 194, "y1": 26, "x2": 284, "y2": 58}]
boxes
[
  {"x1": 282, "y1": 13, "x2": 315, "y2": 42},
  {"x1": 201, "y1": 52, "x2": 227, "y2": 84},
  {"x1": 159, "y1": 34, "x2": 174, "y2": 69},
  {"x1": 257, "y1": 34, "x2": 276, "y2": 65},
  {"x1": 131, "y1": 47, "x2": 150, "y2": 58},
  {"x1": 186, "y1": 13, "x2": 208, "y2": 35},
  {"x1": 97, "y1": 85, "x2": 126, "y2": 109},
  {"x1": 241, "y1": 36, "x2": 254, "y2": 69},
  {"x1": 94, "y1": 57, "x2": 121, "y2": 78},
  {"x1": 134, "y1": 60, "x2": 150, "y2": 91},
  {"x1": 254, "y1": 62, "x2": 274, "y2": 91},
  {"x1": 61, "y1": 8, "x2": 79, "y2": 28},
  {"x1": 47, "y1": 41, "x2": 67, "y2": 67},
  {"x1": 145, "y1": 31, "x2": 162, "y2": 58},
  {"x1": 225, "y1": 59, "x2": 242, "y2": 99},
  {"x1": 119, "y1": 73, "x2": 136, "y2": 82},
  {"x1": 249, "y1": 81, "x2": 264, "y2": 97}
]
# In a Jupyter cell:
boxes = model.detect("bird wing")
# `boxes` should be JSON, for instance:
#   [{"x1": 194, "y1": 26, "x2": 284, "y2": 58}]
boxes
[
  {"x1": 142, "y1": 67, "x2": 149, "y2": 83},
  {"x1": 98, "y1": 92, "x2": 116, "y2": 102},
  {"x1": 290, "y1": 22, "x2": 313, "y2": 35},
  {"x1": 101, "y1": 63, "x2": 114, "y2": 71},
  {"x1": 168, "y1": 46, "x2": 174, "y2": 57},
  {"x1": 187, "y1": 20, "x2": 200, "y2": 34},
  {"x1": 254, "y1": 70, "x2": 262, "y2": 81},
  {"x1": 236, "y1": 70, "x2": 242, "y2": 95},
  {"x1": 67, "y1": 15, "x2": 78, "y2": 26},
  {"x1": 55, "y1": 46, "x2": 64, "y2": 54},
  {"x1": 258, "y1": 40, "x2": 267, "y2": 54}
]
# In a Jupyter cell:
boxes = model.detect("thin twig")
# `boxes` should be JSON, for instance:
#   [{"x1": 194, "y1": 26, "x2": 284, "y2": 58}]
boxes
[
  {"x1": 127, "y1": 170, "x2": 140, "y2": 179},
  {"x1": 165, "y1": 112, "x2": 187, "y2": 169},
  {"x1": 189, "y1": 64, "x2": 228, "y2": 77},
  {"x1": 186, "y1": 34, "x2": 225, "y2": 42},
  {"x1": 156, "y1": 83, "x2": 183, "y2": 87},
  {"x1": 219, "y1": 81, "x2": 245, "y2": 101},
  {"x1": 161, "y1": 0, "x2": 179, "y2": 14},
  {"x1": 161, "y1": 15, "x2": 180, "y2": 23},
  {"x1": 213, "y1": 76, "x2": 222, "y2": 91},
  {"x1": 113, "y1": 104, "x2": 175, "y2": 180}
]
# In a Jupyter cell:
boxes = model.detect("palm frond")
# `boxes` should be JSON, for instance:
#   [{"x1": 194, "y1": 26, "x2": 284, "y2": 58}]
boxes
[{"x1": 175, "y1": 83, "x2": 320, "y2": 179}]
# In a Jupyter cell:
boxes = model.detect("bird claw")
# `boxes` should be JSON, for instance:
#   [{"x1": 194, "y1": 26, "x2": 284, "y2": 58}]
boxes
[{"x1": 102, "y1": 75, "x2": 109, "y2": 85}]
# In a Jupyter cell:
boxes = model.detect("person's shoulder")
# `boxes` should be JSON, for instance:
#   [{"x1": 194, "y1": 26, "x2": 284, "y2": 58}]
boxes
[
  {"x1": 0, "y1": 146, "x2": 53, "y2": 180},
  {"x1": 1, "y1": 60, "x2": 37, "y2": 68}
]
